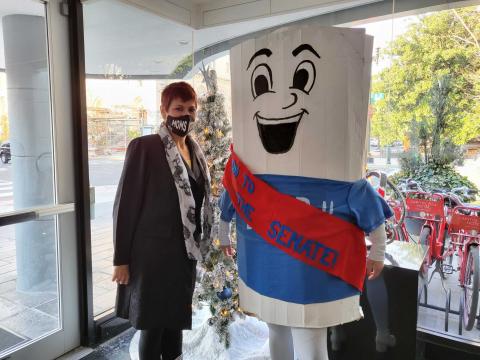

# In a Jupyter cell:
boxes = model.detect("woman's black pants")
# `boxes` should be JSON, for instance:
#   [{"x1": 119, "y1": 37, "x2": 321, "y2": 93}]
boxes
[{"x1": 138, "y1": 328, "x2": 182, "y2": 360}]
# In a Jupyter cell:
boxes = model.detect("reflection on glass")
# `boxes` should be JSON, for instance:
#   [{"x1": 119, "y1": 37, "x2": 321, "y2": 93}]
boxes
[
  {"x1": 87, "y1": 79, "x2": 198, "y2": 316},
  {"x1": 84, "y1": 0, "x2": 195, "y2": 316},
  {"x1": 0, "y1": 12, "x2": 54, "y2": 215},
  {"x1": 0, "y1": 217, "x2": 59, "y2": 357}
]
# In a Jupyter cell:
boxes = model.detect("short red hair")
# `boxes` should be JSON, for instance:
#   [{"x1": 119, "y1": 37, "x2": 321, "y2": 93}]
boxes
[{"x1": 161, "y1": 81, "x2": 197, "y2": 111}]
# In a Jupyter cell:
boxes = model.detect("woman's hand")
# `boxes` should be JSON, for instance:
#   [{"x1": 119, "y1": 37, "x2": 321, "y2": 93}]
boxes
[
  {"x1": 366, "y1": 259, "x2": 384, "y2": 280},
  {"x1": 220, "y1": 245, "x2": 235, "y2": 257},
  {"x1": 112, "y1": 265, "x2": 130, "y2": 285}
]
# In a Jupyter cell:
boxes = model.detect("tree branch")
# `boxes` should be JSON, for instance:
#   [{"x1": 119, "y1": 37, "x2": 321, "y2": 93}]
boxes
[
  {"x1": 452, "y1": 9, "x2": 479, "y2": 49},
  {"x1": 451, "y1": 34, "x2": 478, "y2": 47}
]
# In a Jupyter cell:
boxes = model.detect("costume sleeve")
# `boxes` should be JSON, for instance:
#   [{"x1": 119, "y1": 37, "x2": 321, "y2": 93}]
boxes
[
  {"x1": 218, "y1": 190, "x2": 236, "y2": 246},
  {"x1": 367, "y1": 224, "x2": 387, "y2": 261},
  {"x1": 347, "y1": 179, "x2": 394, "y2": 234},
  {"x1": 112, "y1": 138, "x2": 147, "y2": 265},
  {"x1": 218, "y1": 190, "x2": 235, "y2": 222}
]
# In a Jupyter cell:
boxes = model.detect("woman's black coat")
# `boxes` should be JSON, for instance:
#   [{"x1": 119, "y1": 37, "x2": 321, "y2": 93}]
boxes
[{"x1": 113, "y1": 134, "x2": 204, "y2": 330}]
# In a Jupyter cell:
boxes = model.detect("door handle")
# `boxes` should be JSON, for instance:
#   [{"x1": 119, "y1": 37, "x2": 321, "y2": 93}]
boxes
[{"x1": 0, "y1": 203, "x2": 75, "y2": 227}]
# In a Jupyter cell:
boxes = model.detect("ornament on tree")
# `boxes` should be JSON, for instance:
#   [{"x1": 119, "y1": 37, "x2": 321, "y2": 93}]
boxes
[{"x1": 217, "y1": 287, "x2": 233, "y2": 300}]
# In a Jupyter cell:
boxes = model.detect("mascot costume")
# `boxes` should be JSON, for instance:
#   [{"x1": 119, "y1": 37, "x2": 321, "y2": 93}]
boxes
[{"x1": 218, "y1": 25, "x2": 393, "y2": 359}]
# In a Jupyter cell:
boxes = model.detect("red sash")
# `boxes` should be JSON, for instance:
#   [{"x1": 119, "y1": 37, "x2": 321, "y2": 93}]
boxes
[{"x1": 222, "y1": 147, "x2": 366, "y2": 291}]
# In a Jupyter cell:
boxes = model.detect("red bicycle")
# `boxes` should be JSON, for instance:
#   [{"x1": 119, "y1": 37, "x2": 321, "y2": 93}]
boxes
[
  {"x1": 408, "y1": 191, "x2": 460, "y2": 332},
  {"x1": 448, "y1": 206, "x2": 480, "y2": 331},
  {"x1": 404, "y1": 191, "x2": 449, "y2": 266}
]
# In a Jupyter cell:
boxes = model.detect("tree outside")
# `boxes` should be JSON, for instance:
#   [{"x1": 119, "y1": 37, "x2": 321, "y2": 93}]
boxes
[
  {"x1": 0, "y1": 74, "x2": 8, "y2": 143},
  {"x1": 371, "y1": 7, "x2": 479, "y2": 149},
  {"x1": 0, "y1": 115, "x2": 8, "y2": 143},
  {"x1": 370, "y1": 7, "x2": 480, "y2": 196}
]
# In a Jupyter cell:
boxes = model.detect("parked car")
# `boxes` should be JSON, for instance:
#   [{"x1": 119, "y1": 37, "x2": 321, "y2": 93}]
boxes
[{"x1": 0, "y1": 142, "x2": 11, "y2": 164}]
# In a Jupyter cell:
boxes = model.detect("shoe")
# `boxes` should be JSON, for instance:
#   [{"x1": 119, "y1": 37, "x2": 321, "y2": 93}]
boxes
[{"x1": 375, "y1": 331, "x2": 396, "y2": 352}]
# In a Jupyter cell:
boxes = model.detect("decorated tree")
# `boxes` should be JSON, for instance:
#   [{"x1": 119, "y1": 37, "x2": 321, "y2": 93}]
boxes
[
  {"x1": 193, "y1": 64, "x2": 243, "y2": 347},
  {"x1": 194, "y1": 65, "x2": 232, "y2": 196}
]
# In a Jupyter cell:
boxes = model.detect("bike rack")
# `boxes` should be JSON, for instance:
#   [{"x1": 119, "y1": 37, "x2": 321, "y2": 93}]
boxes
[
  {"x1": 419, "y1": 283, "x2": 462, "y2": 334},
  {"x1": 445, "y1": 289, "x2": 451, "y2": 332},
  {"x1": 419, "y1": 269, "x2": 480, "y2": 335}
]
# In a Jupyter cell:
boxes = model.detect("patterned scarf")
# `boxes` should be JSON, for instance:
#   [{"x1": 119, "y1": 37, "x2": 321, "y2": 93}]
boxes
[{"x1": 158, "y1": 122, "x2": 213, "y2": 261}]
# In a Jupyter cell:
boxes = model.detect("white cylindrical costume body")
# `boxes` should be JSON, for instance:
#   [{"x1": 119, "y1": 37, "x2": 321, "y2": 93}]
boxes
[{"x1": 221, "y1": 25, "x2": 385, "y2": 328}]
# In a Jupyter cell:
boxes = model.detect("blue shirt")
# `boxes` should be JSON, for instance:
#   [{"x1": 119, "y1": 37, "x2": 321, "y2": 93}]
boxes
[{"x1": 219, "y1": 174, "x2": 393, "y2": 304}]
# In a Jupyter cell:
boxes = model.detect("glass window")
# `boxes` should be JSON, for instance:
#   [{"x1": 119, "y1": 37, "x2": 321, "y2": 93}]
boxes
[
  {"x1": 0, "y1": 3, "x2": 55, "y2": 215},
  {"x1": 0, "y1": 1, "x2": 62, "y2": 357},
  {"x1": 0, "y1": 216, "x2": 60, "y2": 355},
  {"x1": 84, "y1": 1, "x2": 480, "y2": 346},
  {"x1": 83, "y1": 0, "x2": 194, "y2": 317}
]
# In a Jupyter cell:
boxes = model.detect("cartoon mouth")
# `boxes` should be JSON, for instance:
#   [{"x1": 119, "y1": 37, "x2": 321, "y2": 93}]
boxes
[{"x1": 254, "y1": 109, "x2": 308, "y2": 154}]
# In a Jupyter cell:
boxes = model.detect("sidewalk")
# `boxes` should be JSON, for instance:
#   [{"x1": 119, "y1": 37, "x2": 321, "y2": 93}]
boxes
[{"x1": 456, "y1": 157, "x2": 480, "y2": 190}]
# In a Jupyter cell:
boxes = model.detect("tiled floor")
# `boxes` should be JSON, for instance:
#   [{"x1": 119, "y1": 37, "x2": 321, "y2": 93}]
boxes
[
  {"x1": 0, "y1": 223, "x2": 61, "y2": 355},
  {"x1": 55, "y1": 331, "x2": 132, "y2": 360}
]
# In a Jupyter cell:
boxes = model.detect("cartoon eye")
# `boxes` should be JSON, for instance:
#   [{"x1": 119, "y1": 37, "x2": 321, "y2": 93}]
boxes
[
  {"x1": 251, "y1": 63, "x2": 274, "y2": 99},
  {"x1": 291, "y1": 60, "x2": 316, "y2": 94}
]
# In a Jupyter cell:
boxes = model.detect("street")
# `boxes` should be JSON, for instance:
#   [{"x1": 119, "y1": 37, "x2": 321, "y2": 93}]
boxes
[
  {"x1": 0, "y1": 156, "x2": 126, "y2": 214},
  {"x1": 0, "y1": 164, "x2": 13, "y2": 213}
]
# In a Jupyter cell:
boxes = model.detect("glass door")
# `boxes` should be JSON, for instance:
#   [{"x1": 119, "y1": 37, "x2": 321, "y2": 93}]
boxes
[
  {"x1": 0, "y1": 1, "x2": 81, "y2": 359},
  {"x1": 82, "y1": 0, "x2": 194, "y2": 325}
]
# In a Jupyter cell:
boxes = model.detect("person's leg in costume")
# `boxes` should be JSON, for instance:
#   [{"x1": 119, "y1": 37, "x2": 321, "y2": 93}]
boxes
[
  {"x1": 329, "y1": 325, "x2": 346, "y2": 352},
  {"x1": 291, "y1": 327, "x2": 329, "y2": 360},
  {"x1": 267, "y1": 323, "x2": 294, "y2": 360},
  {"x1": 139, "y1": 328, "x2": 163, "y2": 360},
  {"x1": 365, "y1": 273, "x2": 396, "y2": 352},
  {"x1": 160, "y1": 328, "x2": 183, "y2": 360}
]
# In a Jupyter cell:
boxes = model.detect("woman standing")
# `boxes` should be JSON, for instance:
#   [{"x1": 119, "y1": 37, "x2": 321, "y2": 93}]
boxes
[{"x1": 112, "y1": 82, "x2": 213, "y2": 360}]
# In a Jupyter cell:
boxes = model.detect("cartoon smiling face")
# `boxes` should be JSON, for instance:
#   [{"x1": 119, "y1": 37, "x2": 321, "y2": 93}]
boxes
[
  {"x1": 249, "y1": 44, "x2": 318, "y2": 154},
  {"x1": 231, "y1": 25, "x2": 373, "y2": 181}
]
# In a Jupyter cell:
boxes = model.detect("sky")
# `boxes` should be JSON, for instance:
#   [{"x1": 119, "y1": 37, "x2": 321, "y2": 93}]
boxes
[{"x1": 354, "y1": 15, "x2": 419, "y2": 74}]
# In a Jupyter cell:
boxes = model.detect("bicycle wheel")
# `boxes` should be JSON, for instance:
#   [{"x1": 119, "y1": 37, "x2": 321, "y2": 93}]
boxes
[
  {"x1": 463, "y1": 245, "x2": 479, "y2": 331},
  {"x1": 386, "y1": 178, "x2": 406, "y2": 227}
]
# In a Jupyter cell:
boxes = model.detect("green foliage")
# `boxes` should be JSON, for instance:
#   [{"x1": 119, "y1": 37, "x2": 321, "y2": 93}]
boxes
[
  {"x1": 371, "y1": 7, "x2": 480, "y2": 147},
  {"x1": 127, "y1": 128, "x2": 140, "y2": 140},
  {"x1": 0, "y1": 115, "x2": 9, "y2": 142},
  {"x1": 427, "y1": 74, "x2": 464, "y2": 165},
  {"x1": 398, "y1": 149, "x2": 423, "y2": 174},
  {"x1": 170, "y1": 54, "x2": 193, "y2": 78},
  {"x1": 391, "y1": 162, "x2": 478, "y2": 199},
  {"x1": 433, "y1": 139, "x2": 464, "y2": 166},
  {"x1": 397, "y1": 74, "x2": 465, "y2": 171}
]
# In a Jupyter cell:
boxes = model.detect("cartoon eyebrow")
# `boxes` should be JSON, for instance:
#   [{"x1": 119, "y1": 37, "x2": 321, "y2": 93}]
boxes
[
  {"x1": 247, "y1": 48, "x2": 272, "y2": 70},
  {"x1": 292, "y1": 44, "x2": 320, "y2": 58}
]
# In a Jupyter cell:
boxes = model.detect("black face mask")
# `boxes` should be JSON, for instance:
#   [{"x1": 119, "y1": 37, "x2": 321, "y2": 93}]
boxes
[{"x1": 166, "y1": 114, "x2": 193, "y2": 137}]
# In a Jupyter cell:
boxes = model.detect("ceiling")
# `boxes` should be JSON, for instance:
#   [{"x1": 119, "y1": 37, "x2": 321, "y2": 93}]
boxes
[
  {"x1": 83, "y1": 0, "x2": 377, "y2": 76},
  {"x1": 1, "y1": 0, "x2": 470, "y2": 77},
  {"x1": 0, "y1": 0, "x2": 380, "y2": 76}
]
